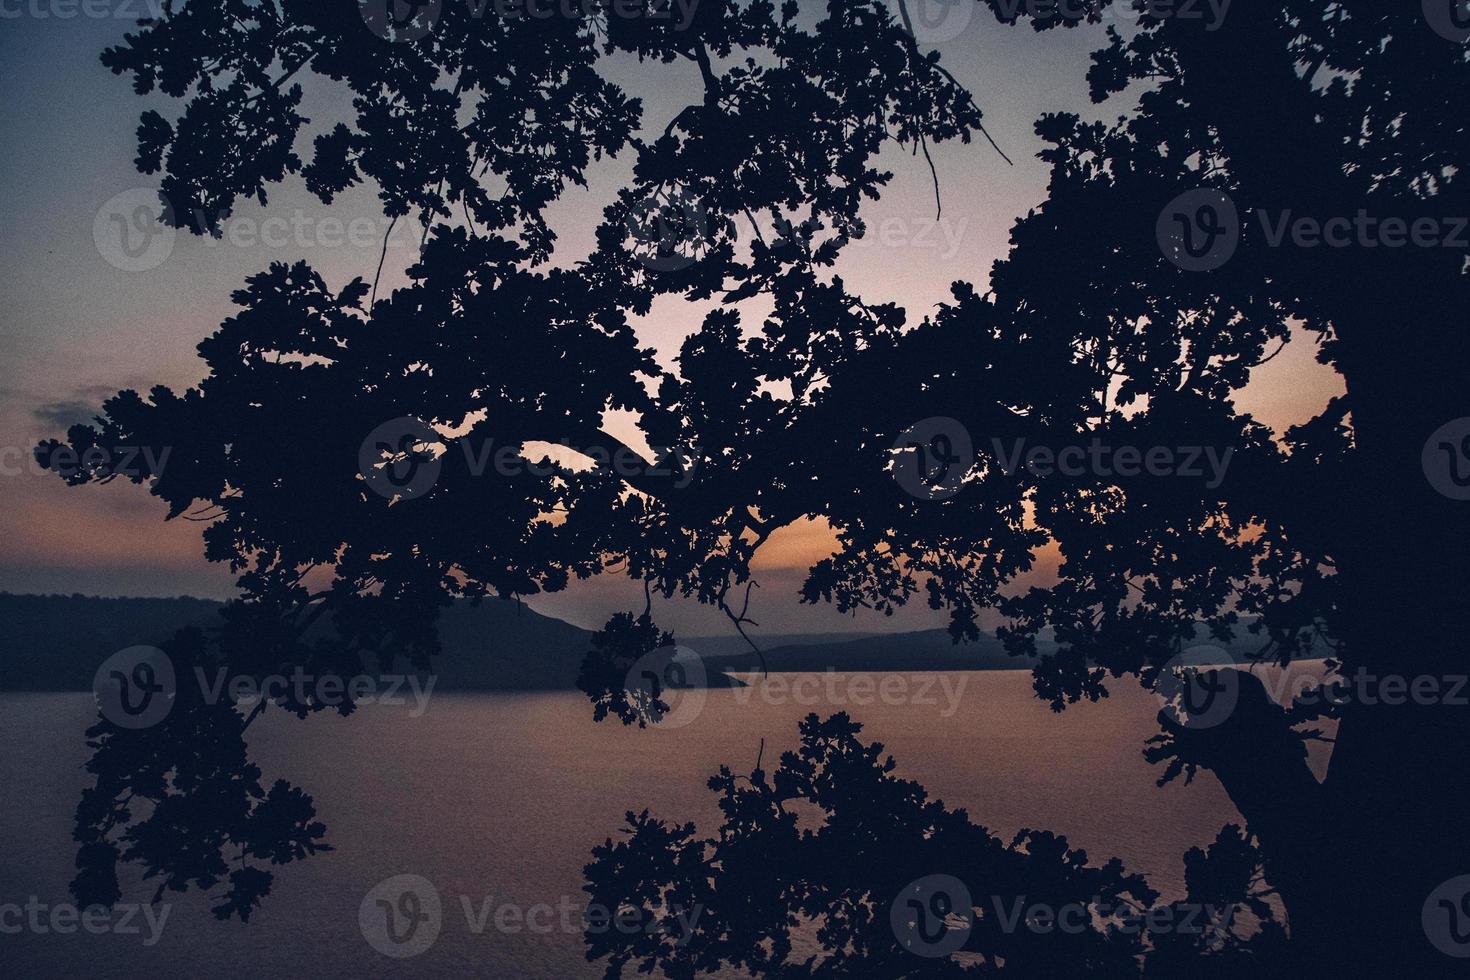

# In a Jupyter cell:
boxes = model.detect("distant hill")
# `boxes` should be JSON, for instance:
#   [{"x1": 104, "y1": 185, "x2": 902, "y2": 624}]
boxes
[
  {"x1": 0, "y1": 593, "x2": 761, "y2": 692},
  {"x1": 425, "y1": 599, "x2": 599, "y2": 690},
  {"x1": 0, "y1": 593, "x2": 603, "y2": 692},
  {"x1": 0, "y1": 595, "x2": 1019, "y2": 692},
  {"x1": 0, "y1": 593, "x2": 223, "y2": 691},
  {"x1": 0, "y1": 594, "x2": 1321, "y2": 693}
]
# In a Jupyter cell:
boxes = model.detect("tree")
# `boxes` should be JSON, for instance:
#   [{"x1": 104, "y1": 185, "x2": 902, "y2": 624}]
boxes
[
  {"x1": 40, "y1": 0, "x2": 1470, "y2": 974},
  {"x1": 971, "y1": 3, "x2": 1470, "y2": 974}
]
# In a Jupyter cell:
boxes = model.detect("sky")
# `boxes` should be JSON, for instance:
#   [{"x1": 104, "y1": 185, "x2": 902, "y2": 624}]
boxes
[{"x1": 0, "y1": 2, "x2": 1342, "y2": 636}]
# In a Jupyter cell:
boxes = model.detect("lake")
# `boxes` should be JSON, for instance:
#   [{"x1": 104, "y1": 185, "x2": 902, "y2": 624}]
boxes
[{"x1": 0, "y1": 670, "x2": 1329, "y2": 977}]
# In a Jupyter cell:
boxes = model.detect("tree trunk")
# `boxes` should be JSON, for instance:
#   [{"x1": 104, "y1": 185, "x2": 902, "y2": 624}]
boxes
[
  {"x1": 1163, "y1": 8, "x2": 1470, "y2": 973},
  {"x1": 1300, "y1": 296, "x2": 1470, "y2": 976}
]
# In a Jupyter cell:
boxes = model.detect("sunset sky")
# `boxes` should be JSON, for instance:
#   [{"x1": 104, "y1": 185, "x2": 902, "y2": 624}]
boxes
[{"x1": 0, "y1": 6, "x2": 1342, "y2": 636}]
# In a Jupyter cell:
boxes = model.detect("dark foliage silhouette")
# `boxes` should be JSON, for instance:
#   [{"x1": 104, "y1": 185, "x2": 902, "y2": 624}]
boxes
[
  {"x1": 585, "y1": 713, "x2": 1282, "y2": 978},
  {"x1": 36, "y1": 0, "x2": 1470, "y2": 974},
  {"x1": 75, "y1": 627, "x2": 331, "y2": 922}
]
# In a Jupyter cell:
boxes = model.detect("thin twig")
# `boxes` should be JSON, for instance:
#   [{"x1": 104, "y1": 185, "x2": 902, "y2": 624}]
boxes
[
  {"x1": 370, "y1": 215, "x2": 398, "y2": 309},
  {"x1": 241, "y1": 699, "x2": 269, "y2": 731},
  {"x1": 895, "y1": 0, "x2": 1014, "y2": 167},
  {"x1": 719, "y1": 582, "x2": 767, "y2": 677},
  {"x1": 920, "y1": 135, "x2": 941, "y2": 218}
]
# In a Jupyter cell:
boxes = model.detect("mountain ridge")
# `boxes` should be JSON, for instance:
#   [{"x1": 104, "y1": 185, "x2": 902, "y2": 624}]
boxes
[{"x1": 0, "y1": 593, "x2": 1318, "y2": 692}]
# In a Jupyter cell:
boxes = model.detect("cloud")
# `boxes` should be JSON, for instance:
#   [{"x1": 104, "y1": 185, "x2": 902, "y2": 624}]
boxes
[
  {"x1": 31, "y1": 399, "x2": 104, "y2": 429},
  {"x1": 26, "y1": 380, "x2": 154, "y2": 430}
]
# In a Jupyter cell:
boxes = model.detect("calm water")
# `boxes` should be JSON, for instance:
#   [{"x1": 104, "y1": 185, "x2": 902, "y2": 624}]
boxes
[{"x1": 0, "y1": 672, "x2": 1329, "y2": 978}]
